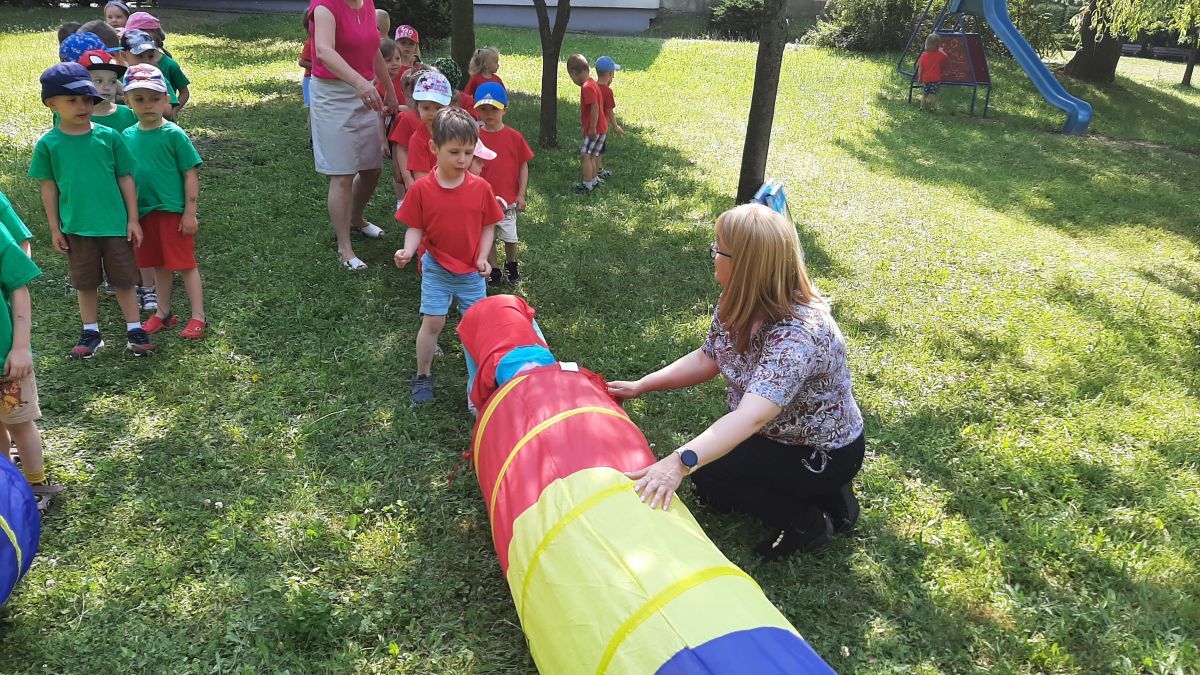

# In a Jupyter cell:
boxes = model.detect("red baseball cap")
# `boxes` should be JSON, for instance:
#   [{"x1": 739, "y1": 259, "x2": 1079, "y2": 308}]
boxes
[
  {"x1": 77, "y1": 49, "x2": 127, "y2": 76},
  {"x1": 394, "y1": 25, "x2": 419, "y2": 43}
]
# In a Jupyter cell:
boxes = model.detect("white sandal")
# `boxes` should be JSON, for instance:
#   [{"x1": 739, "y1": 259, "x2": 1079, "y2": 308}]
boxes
[
  {"x1": 353, "y1": 223, "x2": 385, "y2": 238},
  {"x1": 342, "y1": 256, "x2": 368, "y2": 271}
]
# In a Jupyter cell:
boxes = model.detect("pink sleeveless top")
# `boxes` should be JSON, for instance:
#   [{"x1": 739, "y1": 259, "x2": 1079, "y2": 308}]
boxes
[{"x1": 309, "y1": 0, "x2": 380, "y2": 81}]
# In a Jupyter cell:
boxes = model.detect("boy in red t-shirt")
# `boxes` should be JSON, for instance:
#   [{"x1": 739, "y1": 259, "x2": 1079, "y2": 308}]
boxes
[
  {"x1": 403, "y1": 71, "x2": 453, "y2": 184},
  {"x1": 566, "y1": 53, "x2": 608, "y2": 195},
  {"x1": 388, "y1": 64, "x2": 432, "y2": 210},
  {"x1": 595, "y1": 55, "x2": 622, "y2": 182},
  {"x1": 474, "y1": 83, "x2": 533, "y2": 285},
  {"x1": 394, "y1": 108, "x2": 505, "y2": 405},
  {"x1": 915, "y1": 34, "x2": 949, "y2": 110}
]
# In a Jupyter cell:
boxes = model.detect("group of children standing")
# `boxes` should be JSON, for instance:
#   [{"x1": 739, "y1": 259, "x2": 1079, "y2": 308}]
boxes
[{"x1": 1, "y1": 5, "x2": 208, "y2": 506}]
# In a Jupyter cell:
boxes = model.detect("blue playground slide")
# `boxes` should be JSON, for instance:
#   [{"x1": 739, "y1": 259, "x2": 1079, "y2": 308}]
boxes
[{"x1": 957, "y1": 0, "x2": 1092, "y2": 134}]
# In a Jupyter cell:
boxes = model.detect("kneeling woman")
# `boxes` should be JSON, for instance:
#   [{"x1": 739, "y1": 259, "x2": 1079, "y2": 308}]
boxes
[{"x1": 609, "y1": 204, "x2": 865, "y2": 560}]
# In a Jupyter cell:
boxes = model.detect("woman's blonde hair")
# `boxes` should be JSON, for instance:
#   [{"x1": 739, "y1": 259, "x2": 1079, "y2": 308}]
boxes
[
  {"x1": 469, "y1": 47, "x2": 500, "y2": 76},
  {"x1": 716, "y1": 204, "x2": 823, "y2": 352}
]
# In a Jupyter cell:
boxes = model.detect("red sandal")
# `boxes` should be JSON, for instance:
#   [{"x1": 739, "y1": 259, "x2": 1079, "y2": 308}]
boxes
[{"x1": 181, "y1": 318, "x2": 206, "y2": 340}]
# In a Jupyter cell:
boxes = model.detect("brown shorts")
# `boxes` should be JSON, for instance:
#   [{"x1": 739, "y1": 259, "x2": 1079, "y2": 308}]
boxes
[
  {"x1": 66, "y1": 234, "x2": 139, "y2": 290},
  {"x1": 0, "y1": 372, "x2": 42, "y2": 426}
]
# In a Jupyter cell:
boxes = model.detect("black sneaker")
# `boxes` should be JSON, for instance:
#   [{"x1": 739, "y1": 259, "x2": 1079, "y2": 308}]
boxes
[
  {"x1": 573, "y1": 183, "x2": 593, "y2": 195},
  {"x1": 754, "y1": 514, "x2": 834, "y2": 561},
  {"x1": 488, "y1": 268, "x2": 503, "y2": 286},
  {"x1": 70, "y1": 330, "x2": 104, "y2": 359},
  {"x1": 126, "y1": 327, "x2": 156, "y2": 356},
  {"x1": 411, "y1": 374, "x2": 435, "y2": 404},
  {"x1": 138, "y1": 285, "x2": 158, "y2": 312},
  {"x1": 598, "y1": 169, "x2": 613, "y2": 180},
  {"x1": 505, "y1": 261, "x2": 520, "y2": 283}
]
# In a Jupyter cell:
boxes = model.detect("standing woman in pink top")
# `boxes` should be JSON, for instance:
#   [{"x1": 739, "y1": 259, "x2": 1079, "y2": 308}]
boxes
[{"x1": 308, "y1": 0, "x2": 399, "y2": 270}]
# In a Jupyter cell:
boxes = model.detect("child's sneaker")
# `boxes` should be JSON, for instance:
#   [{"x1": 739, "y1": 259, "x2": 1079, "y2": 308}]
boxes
[
  {"x1": 70, "y1": 330, "x2": 104, "y2": 359},
  {"x1": 411, "y1": 374, "x2": 435, "y2": 404},
  {"x1": 573, "y1": 183, "x2": 594, "y2": 195},
  {"x1": 102, "y1": 282, "x2": 117, "y2": 296},
  {"x1": 180, "y1": 318, "x2": 206, "y2": 340},
  {"x1": 126, "y1": 327, "x2": 156, "y2": 356},
  {"x1": 505, "y1": 261, "x2": 520, "y2": 283},
  {"x1": 488, "y1": 268, "x2": 503, "y2": 286},
  {"x1": 138, "y1": 285, "x2": 158, "y2": 312},
  {"x1": 142, "y1": 313, "x2": 177, "y2": 334},
  {"x1": 598, "y1": 169, "x2": 613, "y2": 180}
]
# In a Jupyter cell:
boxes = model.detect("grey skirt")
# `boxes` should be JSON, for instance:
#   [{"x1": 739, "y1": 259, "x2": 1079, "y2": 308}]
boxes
[{"x1": 310, "y1": 76, "x2": 383, "y2": 176}]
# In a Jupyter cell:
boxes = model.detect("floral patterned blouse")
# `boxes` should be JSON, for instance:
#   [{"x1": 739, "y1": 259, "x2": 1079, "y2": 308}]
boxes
[{"x1": 701, "y1": 302, "x2": 863, "y2": 451}]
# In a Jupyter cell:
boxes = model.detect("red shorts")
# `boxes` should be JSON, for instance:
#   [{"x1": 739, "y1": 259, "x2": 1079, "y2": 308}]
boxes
[{"x1": 134, "y1": 211, "x2": 196, "y2": 270}]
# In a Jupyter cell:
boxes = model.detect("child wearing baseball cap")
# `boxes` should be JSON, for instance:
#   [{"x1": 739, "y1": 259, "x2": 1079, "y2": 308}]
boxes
[
  {"x1": 121, "y1": 64, "x2": 207, "y2": 340},
  {"x1": 394, "y1": 108, "x2": 506, "y2": 404},
  {"x1": 566, "y1": 54, "x2": 608, "y2": 194},
  {"x1": 29, "y1": 63, "x2": 154, "y2": 358},
  {"x1": 405, "y1": 70, "x2": 454, "y2": 181},
  {"x1": 595, "y1": 55, "x2": 623, "y2": 181},
  {"x1": 120, "y1": 23, "x2": 191, "y2": 118},
  {"x1": 388, "y1": 64, "x2": 433, "y2": 210},
  {"x1": 78, "y1": 49, "x2": 136, "y2": 131},
  {"x1": 474, "y1": 83, "x2": 533, "y2": 285},
  {"x1": 394, "y1": 25, "x2": 420, "y2": 69}
]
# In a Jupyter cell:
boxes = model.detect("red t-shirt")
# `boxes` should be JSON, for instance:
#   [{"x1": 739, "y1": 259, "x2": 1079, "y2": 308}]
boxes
[
  {"x1": 388, "y1": 109, "x2": 421, "y2": 146},
  {"x1": 479, "y1": 125, "x2": 534, "y2": 204},
  {"x1": 916, "y1": 49, "x2": 949, "y2": 83},
  {"x1": 599, "y1": 82, "x2": 616, "y2": 126},
  {"x1": 375, "y1": 72, "x2": 405, "y2": 100},
  {"x1": 458, "y1": 92, "x2": 481, "y2": 120},
  {"x1": 300, "y1": 37, "x2": 313, "y2": 78},
  {"x1": 457, "y1": 294, "x2": 548, "y2": 409},
  {"x1": 580, "y1": 78, "x2": 608, "y2": 135},
  {"x1": 406, "y1": 124, "x2": 436, "y2": 172},
  {"x1": 464, "y1": 73, "x2": 505, "y2": 97},
  {"x1": 308, "y1": 0, "x2": 380, "y2": 81},
  {"x1": 396, "y1": 172, "x2": 506, "y2": 274}
]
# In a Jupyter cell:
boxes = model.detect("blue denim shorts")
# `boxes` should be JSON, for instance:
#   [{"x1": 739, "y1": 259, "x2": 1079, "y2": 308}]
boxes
[{"x1": 420, "y1": 252, "x2": 486, "y2": 316}]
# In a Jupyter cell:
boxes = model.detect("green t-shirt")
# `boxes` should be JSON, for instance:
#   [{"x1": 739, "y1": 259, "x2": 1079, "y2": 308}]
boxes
[
  {"x1": 158, "y1": 55, "x2": 190, "y2": 106},
  {"x1": 28, "y1": 124, "x2": 137, "y2": 238},
  {"x1": 122, "y1": 121, "x2": 202, "y2": 217},
  {"x1": 93, "y1": 105, "x2": 138, "y2": 132},
  {"x1": 0, "y1": 226, "x2": 41, "y2": 359},
  {"x1": 0, "y1": 191, "x2": 33, "y2": 244}
]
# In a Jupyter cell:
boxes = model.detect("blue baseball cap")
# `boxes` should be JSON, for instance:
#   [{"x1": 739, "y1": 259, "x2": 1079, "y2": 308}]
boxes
[
  {"x1": 59, "y1": 32, "x2": 106, "y2": 63},
  {"x1": 40, "y1": 62, "x2": 104, "y2": 103},
  {"x1": 473, "y1": 82, "x2": 508, "y2": 110},
  {"x1": 595, "y1": 56, "x2": 621, "y2": 73}
]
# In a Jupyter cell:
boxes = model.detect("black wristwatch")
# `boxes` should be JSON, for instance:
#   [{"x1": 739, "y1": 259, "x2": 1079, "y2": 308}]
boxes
[{"x1": 675, "y1": 447, "x2": 699, "y2": 474}]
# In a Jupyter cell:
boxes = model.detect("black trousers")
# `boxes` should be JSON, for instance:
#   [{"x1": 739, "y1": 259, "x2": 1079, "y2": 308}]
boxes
[{"x1": 691, "y1": 432, "x2": 865, "y2": 530}]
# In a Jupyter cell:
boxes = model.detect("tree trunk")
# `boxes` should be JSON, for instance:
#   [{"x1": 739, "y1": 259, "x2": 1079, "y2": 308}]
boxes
[
  {"x1": 1064, "y1": 0, "x2": 1121, "y2": 84},
  {"x1": 1183, "y1": 25, "x2": 1198, "y2": 87},
  {"x1": 735, "y1": 0, "x2": 789, "y2": 204},
  {"x1": 532, "y1": 0, "x2": 572, "y2": 148},
  {"x1": 450, "y1": 0, "x2": 476, "y2": 81}
]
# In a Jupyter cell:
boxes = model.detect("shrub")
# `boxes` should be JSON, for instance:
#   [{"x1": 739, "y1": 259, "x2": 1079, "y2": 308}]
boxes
[
  {"x1": 376, "y1": 0, "x2": 450, "y2": 43},
  {"x1": 709, "y1": 0, "x2": 769, "y2": 40},
  {"x1": 803, "y1": 0, "x2": 924, "y2": 52}
]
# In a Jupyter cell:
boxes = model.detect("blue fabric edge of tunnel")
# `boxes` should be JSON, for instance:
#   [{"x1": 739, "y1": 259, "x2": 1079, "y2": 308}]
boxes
[
  {"x1": 655, "y1": 626, "x2": 836, "y2": 675},
  {"x1": 2, "y1": 455, "x2": 39, "y2": 606}
]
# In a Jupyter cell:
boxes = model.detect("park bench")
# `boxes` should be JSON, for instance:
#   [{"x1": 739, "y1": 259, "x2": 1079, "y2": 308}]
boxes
[
  {"x1": 1121, "y1": 43, "x2": 1146, "y2": 57},
  {"x1": 1150, "y1": 46, "x2": 1193, "y2": 62}
]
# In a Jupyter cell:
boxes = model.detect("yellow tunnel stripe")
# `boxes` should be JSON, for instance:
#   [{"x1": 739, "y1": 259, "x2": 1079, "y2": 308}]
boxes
[
  {"x1": 517, "y1": 481, "x2": 630, "y2": 617},
  {"x1": 488, "y1": 407, "x2": 634, "y2": 521},
  {"x1": 473, "y1": 375, "x2": 530, "y2": 471},
  {"x1": 595, "y1": 566, "x2": 757, "y2": 675},
  {"x1": 0, "y1": 514, "x2": 22, "y2": 577}
]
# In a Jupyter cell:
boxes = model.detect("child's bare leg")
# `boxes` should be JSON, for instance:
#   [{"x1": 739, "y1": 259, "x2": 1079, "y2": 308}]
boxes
[
  {"x1": 78, "y1": 288, "x2": 100, "y2": 324},
  {"x1": 179, "y1": 267, "x2": 205, "y2": 322},
  {"x1": 8, "y1": 421, "x2": 45, "y2": 483},
  {"x1": 139, "y1": 267, "x2": 155, "y2": 288},
  {"x1": 582, "y1": 154, "x2": 596, "y2": 183},
  {"x1": 416, "y1": 314, "x2": 447, "y2": 376},
  {"x1": 929, "y1": 94, "x2": 938, "y2": 110},
  {"x1": 487, "y1": 246, "x2": 498, "y2": 269},
  {"x1": 114, "y1": 286, "x2": 141, "y2": 323},
  {"x1": 504, "y1": 242, "x2": 518, "y2": 264},
  {"x1": 0, "y1": 424, "x2": 11, "y2": 455},
  {"x1": 154, "y1": 268, "x2": 174, "y2": 317},
  {"x1": 391, "y1": 146, "x2": 406, "y2": 203}
]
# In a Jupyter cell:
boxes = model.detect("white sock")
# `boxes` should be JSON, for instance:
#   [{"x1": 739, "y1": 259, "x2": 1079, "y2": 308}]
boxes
[
  {"x1": 586, "y1": 179, "x2": 598, "y2": 189},
  {"x1": 127, "y1": 321, "x2": 142, "y2": 331},
  {"x1": 84, "y1": 322, "x2": 99, "y2": 333}
]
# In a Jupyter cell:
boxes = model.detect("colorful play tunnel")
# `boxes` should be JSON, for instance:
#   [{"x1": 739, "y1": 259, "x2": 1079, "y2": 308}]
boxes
[
  {"x1": 2, "y1": 455, "x2": 39, "y2": 607},
  {"x1": 461, "y1": 296, "x2": 833, "y2": 674}
]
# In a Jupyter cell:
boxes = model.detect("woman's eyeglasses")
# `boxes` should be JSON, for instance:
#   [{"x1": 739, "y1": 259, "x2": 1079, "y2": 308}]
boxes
[{"x1": 710, "y1": 243, "x2": 732, "y2": 259}]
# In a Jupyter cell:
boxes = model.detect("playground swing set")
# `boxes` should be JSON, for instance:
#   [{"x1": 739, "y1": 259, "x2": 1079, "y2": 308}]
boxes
[{"x1": 898, "y1": 0, "x2": 1093, "y2": 136}]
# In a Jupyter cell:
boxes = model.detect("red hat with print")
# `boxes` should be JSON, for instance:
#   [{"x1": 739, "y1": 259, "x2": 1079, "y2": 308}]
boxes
[
  {"x1": 394, "y1": 25, "x2": 419, "y2": 43},
  {"x1": 77, "y1": 49, "x2": 127, "y2": 76}
]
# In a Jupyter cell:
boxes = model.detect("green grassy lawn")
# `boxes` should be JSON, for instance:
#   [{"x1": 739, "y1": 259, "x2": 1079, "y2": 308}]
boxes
[{"x1": 1, "y1": 8, "x2": 1198, "y2": 674}]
